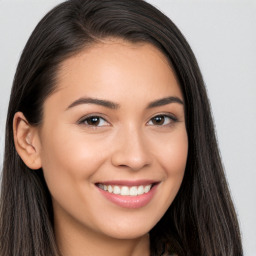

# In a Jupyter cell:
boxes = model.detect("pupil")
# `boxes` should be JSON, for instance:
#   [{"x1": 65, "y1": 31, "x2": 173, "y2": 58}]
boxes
[
  {"x1": 88, "y1": 117, "x2": 99, "y2": 125},
  {"x1": 154, "y1": 116, "x2": 164, "y2": 125}
]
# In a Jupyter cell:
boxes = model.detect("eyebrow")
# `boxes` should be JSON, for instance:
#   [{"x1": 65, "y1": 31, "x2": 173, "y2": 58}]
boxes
[
  {"x1": 67, "y1": 97, "x2": 120, "y2": 110},
  {"x1": 66, "y1": 96, "x2": 183, "y2": 110},
  {"x1": 146, "y1": 96, "x2": 183, "y2": 108}
]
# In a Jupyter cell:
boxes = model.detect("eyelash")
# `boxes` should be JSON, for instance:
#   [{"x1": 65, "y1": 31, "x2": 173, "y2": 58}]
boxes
[
  {"x1": 78, "y1": 115, "x2": 109, "y2": 127},
  {"x1": 147, "y1": 114, "x2": 178, "y2": 126},
  {"x1": 78, "y1": 114, "x2": 178, "y2": 128}
]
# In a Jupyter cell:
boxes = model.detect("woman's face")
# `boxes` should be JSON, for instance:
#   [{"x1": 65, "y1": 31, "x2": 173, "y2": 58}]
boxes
[{"x1": 37, "y1": 40, "x2": 188, "y2": 240}]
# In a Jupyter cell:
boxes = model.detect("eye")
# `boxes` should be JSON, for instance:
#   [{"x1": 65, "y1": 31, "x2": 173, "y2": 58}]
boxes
[
  {"x1": 79, "y1": 116, "x2": 109, "y2": 127},
  {"x1": 147, "y1": 115, "x2": 177, "y2": 126}
]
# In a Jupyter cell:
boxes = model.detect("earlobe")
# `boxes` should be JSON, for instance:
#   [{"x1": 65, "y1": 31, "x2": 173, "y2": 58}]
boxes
[{"x1": 13, "y1": 112, "x2": 42, "y2": 170}]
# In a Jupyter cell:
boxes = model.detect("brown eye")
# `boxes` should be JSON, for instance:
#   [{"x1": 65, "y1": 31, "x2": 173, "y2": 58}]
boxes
[
  {"x1": 79, "y1": 116, "x2": 109, "y2": 127},
  {"x1": 152, "y1": 116, "x2": 165, "y2": 125},
  {"x1": 87, "y1": 117, "x2": 100, "y2": 126},
  {"x1": 147, "y1": 115, "x2": 177, "y2": 126}
]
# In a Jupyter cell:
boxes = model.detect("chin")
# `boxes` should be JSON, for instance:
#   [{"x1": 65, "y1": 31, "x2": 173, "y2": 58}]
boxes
[{"x1": 98, "y1": 218, "x2": 156, "y2": 240}]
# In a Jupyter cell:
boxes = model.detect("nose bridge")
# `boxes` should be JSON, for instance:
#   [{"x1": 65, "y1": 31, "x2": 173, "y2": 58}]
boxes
[{"x1": 111, "y1": 124, "x2": 151, "y2": 171}]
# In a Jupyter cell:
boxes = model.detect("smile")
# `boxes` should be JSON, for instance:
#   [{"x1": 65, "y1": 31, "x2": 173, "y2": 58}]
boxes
[
  {"x1": 97, "y1": 184, "x2": 153, "y2": 196},
  {"x1": 95, "y1": 181, "x2": 159, "y2": 208}
]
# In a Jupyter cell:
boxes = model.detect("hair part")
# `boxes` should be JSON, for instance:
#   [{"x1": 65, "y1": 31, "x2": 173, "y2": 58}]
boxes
[{"x1": 1, "y1": 0, "x2": 243, "y2": 255}]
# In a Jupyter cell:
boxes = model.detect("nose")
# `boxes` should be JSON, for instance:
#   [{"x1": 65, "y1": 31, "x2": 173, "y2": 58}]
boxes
[{"x1": 111, "y1": 127, "x2": 152, "y2": 171}]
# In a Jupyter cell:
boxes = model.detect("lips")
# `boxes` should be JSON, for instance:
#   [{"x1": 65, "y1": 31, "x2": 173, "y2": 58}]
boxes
[{"x1": 95, "y1": 180, "x2": 159, "y2": 208}]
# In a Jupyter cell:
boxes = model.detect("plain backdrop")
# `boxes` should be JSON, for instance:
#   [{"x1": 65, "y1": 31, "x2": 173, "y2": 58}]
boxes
[{"x1": 0, "y1": 0, "x2": 255, "y2": 255}]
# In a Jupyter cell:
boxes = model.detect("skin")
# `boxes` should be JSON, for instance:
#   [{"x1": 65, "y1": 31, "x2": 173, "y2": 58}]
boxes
[{"x1": 14, "y1": 39, "x2": 188, "y2": 256}]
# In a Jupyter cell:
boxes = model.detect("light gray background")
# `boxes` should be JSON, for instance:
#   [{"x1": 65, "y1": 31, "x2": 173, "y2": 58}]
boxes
[{"x1": 0, "y1": 0, "x2": 255, "y2": 255}]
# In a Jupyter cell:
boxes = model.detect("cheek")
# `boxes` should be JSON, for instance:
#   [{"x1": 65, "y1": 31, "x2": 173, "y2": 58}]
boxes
[
  {"x1": 39, "y1": 126, "x2": 108, "y2": 195},
  {"x1": 154, "y1": 128, "x2": 188, "y2": 175},
  {"x1": 154, "y1": 128, "x2": 188, "y2": 202}
]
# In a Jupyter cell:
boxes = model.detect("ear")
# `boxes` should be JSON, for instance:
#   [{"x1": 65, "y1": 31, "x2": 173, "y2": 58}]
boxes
[{"x1": 13, "y1": 112, "x2": 42, "y2": 170}]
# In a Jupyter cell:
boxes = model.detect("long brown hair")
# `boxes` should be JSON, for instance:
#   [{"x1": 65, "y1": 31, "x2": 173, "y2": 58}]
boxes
[{"x1": 0, "y1": 0, "x2": 243, "y2": 255}]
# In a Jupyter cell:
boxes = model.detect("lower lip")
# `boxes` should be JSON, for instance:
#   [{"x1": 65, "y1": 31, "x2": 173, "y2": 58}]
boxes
[{"x1": 97, "y1": 185, "x2": 158, "y2": 209}]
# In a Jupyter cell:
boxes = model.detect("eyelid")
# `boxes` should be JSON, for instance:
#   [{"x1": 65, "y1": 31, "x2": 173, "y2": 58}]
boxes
[
  {"x1": 77, "y1": 112, "x2": 178, "y2": 128},
  {"x1": 78, "y1": 114, "x2": 110, "y2": 127},
  {"x1": 146, "y1": 113, "x2": 178, "y2": 126}
]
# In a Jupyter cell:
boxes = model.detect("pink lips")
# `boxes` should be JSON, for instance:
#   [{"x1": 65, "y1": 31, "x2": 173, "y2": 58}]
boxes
[{"x1": 96, "y1": 180, "x2": 159, "y2": 209}]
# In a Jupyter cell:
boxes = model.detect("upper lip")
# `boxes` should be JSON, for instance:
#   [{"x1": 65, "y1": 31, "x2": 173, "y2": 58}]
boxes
[{"x1": 95, "y1": 180, "x2": 159, "y2": 186}]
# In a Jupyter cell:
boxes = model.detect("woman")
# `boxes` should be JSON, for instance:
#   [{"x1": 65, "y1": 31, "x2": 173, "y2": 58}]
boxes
[{"x1": 0, "y1": 0, "x2": 243, "y2": 255}]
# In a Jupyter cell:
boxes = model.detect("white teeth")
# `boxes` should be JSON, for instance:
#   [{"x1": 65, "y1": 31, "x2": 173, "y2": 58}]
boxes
[
  {"x1": 121, "y1": 186, "x2": 130, "y2": 196},
  {"x1": 129, "y1": 186, "x2": 138, "y2": 196},
  {"x1": 137, "y1": 185, "x2": 144, "y2": 195},
  {"x1": 144, "y1": 185, "x2": 151, "y2": 193},
  {"x1": 98, "y1": 184, "x2": 153, "y2": 196},
  {"x1": 113, "y1": 186, "x2": 120, "y2": 195},
  {"x1": 108, "y1": 185, "x2": 113, "y2": 193}
]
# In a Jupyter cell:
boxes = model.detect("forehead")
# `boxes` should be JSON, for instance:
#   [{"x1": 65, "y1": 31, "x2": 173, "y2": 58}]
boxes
[
  {"x1": 59, "y1": 38, "x2": 172, "y2": 69},
  {"x1": 45, "y1": 39, "x2": 182, "y2": 111}
]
